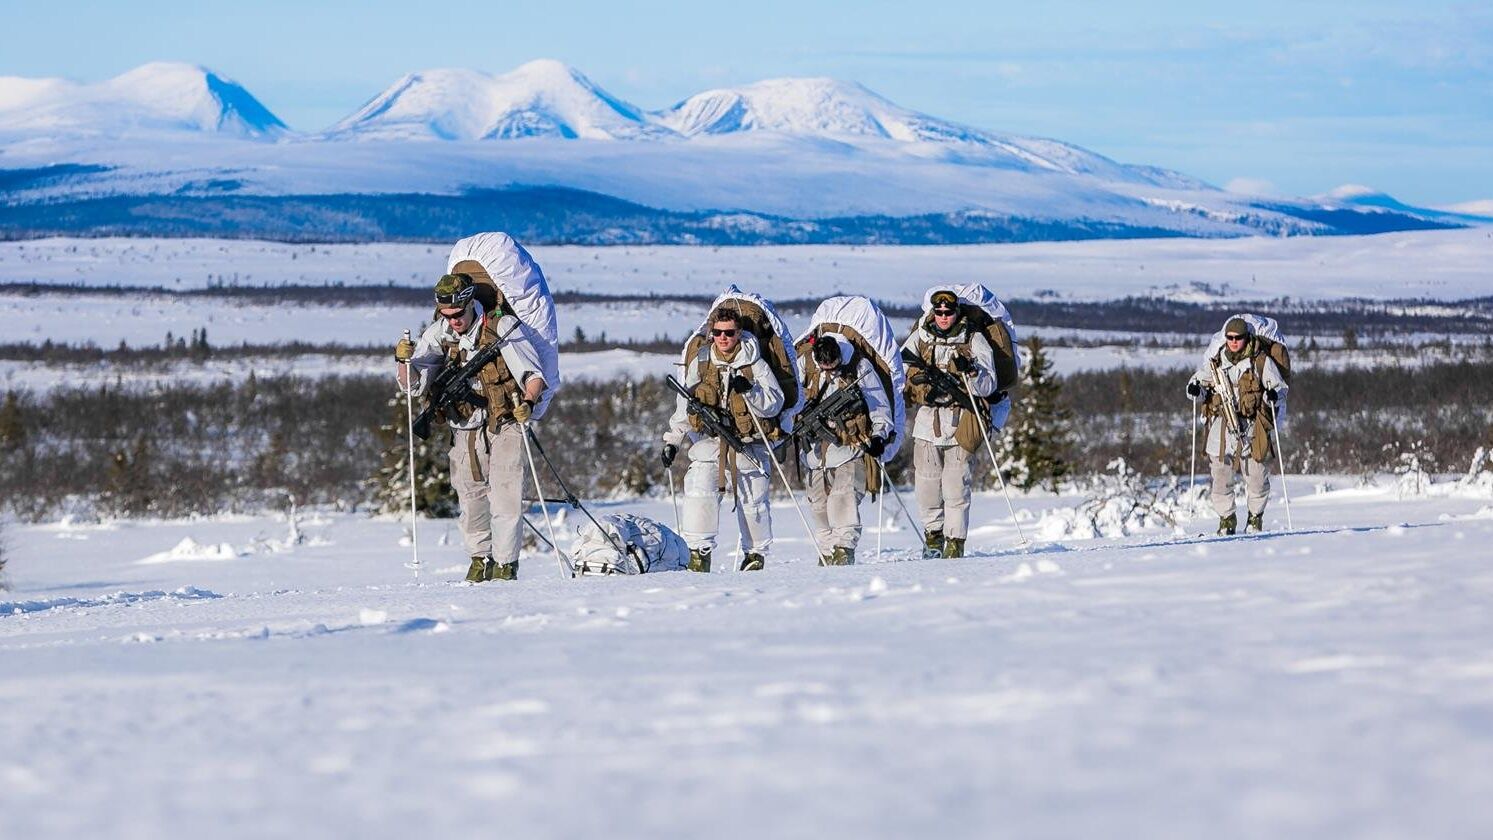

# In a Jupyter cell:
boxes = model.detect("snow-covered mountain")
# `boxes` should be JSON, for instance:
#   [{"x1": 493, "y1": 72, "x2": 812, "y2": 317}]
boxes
[
  {"x1": 326, "y1": 59, "x2": 672, "y2": 141},
  {"x1": 0, "y1": 62, "x2": 285, "y2": 139},
  {"x1": 0, "y1": 60, "x2": 1473, "y2": 243},
  {"x1": 654, "y1": 77, "x2": 1199, "y2": 188}
]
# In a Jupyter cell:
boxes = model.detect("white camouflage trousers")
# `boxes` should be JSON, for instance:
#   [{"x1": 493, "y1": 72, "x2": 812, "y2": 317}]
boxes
[
  {"x1": 1209, "y1": 455, "x2": 1271, "y2": 518},
  {"x1": 681, "y1": 441, "x2": 773, "y2": 555},
  {"x1": 806, "y1": 460, "x2": 866, "y2": 552},
  {"x1": 449, "y1": 423, "x2": 528, "y2": 564},
  {"x1": 914, "y1": 439, "x2": 973, "y2": 539}
]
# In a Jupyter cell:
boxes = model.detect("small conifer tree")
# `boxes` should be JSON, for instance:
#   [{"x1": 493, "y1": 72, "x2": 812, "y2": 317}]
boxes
[
  {"x1": 997, "y1": 336, "x2": 1074, "y2": 492},
  {"x1": 369, "y1": 394, "x2": 458, "y2": 516}
]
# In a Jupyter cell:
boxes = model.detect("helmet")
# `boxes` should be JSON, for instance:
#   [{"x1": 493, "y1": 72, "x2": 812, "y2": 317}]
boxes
[{"x1": 434, "y1": 273, "x2": 476, "y2": 308}]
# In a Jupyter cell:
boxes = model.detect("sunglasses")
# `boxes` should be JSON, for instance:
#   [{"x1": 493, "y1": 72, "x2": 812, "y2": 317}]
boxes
[
  {"x1": 440, "y1": 307, "x2": 470, "y2": 320},
  {"x1": 711, "y1": 328, "x2": 738, "y2": 337},
  {"x1": 931, "y1": 307, "x2": 958, "y2": 316},
  {"x1": 1225, "y1": 333, "x2": 1247, "y2": 341}
]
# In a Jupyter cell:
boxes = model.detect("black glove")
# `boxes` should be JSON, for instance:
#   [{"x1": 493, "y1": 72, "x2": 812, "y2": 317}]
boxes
[
  {"x1": 1186, "y1": 380, "x2": 1202, "y2": 399},
  {"x1": 728, "y1": 374, "x2": 753, "y2": 394},
  {"x1": 864, "y1": 436, "x2": 886, "y2": 458},
  {"x1": 1265, "y1": 387, "x2": 1281, "y2": 405},
  {"x1": 951, "y1": 355, "x2": 975, "y2": 374},
  {"x1": 661, "y1": 443, "x2": 678, "y2": 468}
]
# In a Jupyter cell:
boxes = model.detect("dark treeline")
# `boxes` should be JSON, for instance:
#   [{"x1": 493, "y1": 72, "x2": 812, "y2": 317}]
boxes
[{"x1": 3, "y1": 359, "x2": 1491, "y2": 520}]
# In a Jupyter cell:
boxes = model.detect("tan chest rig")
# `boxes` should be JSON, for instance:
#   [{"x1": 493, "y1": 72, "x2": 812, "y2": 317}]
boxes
[
  {"x1": 441, "y1": 312, "x2": 522, "y2": 432},
  {"x1": 689, "y1": 347, "x2": 764, "y2": 442},
  {"x1": 907, "y1": 328, "x2": 988, "y2": 452},
  {"x1": 1203, "y1": 343, "x2": 1276, "y2": 463}
]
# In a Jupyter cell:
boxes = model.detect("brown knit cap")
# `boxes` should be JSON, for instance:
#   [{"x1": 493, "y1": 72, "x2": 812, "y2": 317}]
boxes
[{"x1": 1224, "y1": 317, "x2": 1251, "y2": 336}]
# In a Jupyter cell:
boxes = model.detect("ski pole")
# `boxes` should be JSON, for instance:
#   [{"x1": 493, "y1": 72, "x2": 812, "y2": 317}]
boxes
[
  {"x1": 745, "y1": 409, "x2": 831, "y2": 563},
  {"x1": 960, "y1": 371, "x2": 1030, "y2": 551},
  {"x1": 1272, "y1": 412, "x2": 1294, "y2": 530},
  {"x1": 666, "y1": 466, "x2": 682, "y2": 532},
  {"x1": 400, "y1": 329, "x2": 420, "y2": 579},
  {"x1": 879, "y1": 465, "x2": 924, "y2": 545},
  {"x1": 1189, "y1": 394, "x2": 1199, "y2": 492},
  {"x1": 514, "y1": 402, "x2": 570, "y2": 579},
  {"x1": 876, "y1": 462, "x2": 884, "y2": 565}
]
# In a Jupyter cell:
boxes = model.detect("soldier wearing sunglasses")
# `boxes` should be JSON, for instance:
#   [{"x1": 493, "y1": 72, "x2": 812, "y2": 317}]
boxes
[
  {"x1": 1185, "y1": 317, "x2": 1289, "y2": 535},
  {"x1": 395, "y1": 272, "x2": 548, "y2": 582},
  {"x1": 661, "y1": 306, "x2": 785, "y2": 572},
  {"x1": 901, "y1": 288, "x2": 999, "y2": 558}
]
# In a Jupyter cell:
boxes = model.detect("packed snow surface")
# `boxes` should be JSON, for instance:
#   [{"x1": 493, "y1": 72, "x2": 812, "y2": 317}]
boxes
[{"x1": 3, "y1": 479, "x2": 1492, "y2": 838}]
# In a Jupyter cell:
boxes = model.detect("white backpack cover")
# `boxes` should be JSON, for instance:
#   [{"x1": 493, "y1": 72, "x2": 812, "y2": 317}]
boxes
[
  {"x1": 794, "y1": 295, "x2": 908, "y2": 461},
  {"x1": 570, "y1": 513, "x2": 689, "y2": 576},
  {"x1": 689, "y1": 284, "x2": 804, "y2": 429},
  {"x1": 447, "y1": 232, "x2": 562, "y2": 419}
]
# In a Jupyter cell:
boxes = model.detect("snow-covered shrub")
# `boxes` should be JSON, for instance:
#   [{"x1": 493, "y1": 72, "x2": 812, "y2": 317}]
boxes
[
  {"x1": 1037, "y1": 459, "x2": 1203, "y2": 540},
  {"x1": 1455, "y1": 447, "x2": 1493, "y2": 497},
  {"x1": 1392, "y1": 441, "x2": 1434, "y2": 499}
]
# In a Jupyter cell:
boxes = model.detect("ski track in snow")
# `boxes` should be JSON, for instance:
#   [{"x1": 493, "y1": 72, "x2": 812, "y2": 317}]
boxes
[{"x1": 3, "y1": 481, "x2": 1493, "y2": 838}]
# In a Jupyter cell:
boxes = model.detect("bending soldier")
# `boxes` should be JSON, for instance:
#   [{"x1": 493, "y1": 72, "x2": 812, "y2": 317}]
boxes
[
  {"x1": 662, "y1": 307, "x2": 784, "y2": 573},
  {"x1": 1186, "y1": 317, "x2": 1288, "y2": 535},
  {"x1": 797, "y1": 333, "x2": 893, "y2": 565},
  {"x1": 901, "y1": 288, "x2": 998, "y2": 559},
  {"x1": 396, "y1": 273, "x2": 548, "y2": 582}
]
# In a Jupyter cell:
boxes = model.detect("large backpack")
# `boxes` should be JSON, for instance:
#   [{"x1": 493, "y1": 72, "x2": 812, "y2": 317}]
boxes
[
  {"x1": 446, "y1": 232, "x2": 562, "y2": 419},
  {"x1": 684, "y1": 285, "x2": 803, "y2": 433},
  {"x1": 569, "y1": 513, "x2": 689, "y2": 576},
  {"x1": 793, "y1": 295, "x2": 907, "y2": 462}
]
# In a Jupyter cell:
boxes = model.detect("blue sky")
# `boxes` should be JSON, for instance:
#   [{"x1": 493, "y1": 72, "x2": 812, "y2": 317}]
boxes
[{"x1": 5, "y1": 1, "x2": 1490, "y2": 206}]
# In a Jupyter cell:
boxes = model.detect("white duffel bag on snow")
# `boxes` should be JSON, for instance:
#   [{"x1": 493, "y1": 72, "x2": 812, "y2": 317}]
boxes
[{"x1": 569, "y1": 513, "x2": 689, "y2": 576}]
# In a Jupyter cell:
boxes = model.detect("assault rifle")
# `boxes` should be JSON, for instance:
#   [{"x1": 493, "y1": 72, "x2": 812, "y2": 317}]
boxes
[
  {"x1": 900, "y1": 349, "x2": 982, "y2": 413},
  {"x1": 409, "y1": 317, "x2": 524, "y2": 439},
  {"x1": 1208, "y1": 358, "x2": 1251, "y2": 455},
  {"x1": 665, "y1": 374, "x2": 747, "y2": 453},
  {"x1": 790, "y1": 380, "x2": 865, "y2": 450}
]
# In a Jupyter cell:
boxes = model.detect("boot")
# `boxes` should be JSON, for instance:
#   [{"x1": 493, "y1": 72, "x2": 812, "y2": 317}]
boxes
[
  {"x1": 687, "y1": 548, "x2": 712, "y2": 573},
  {"x1": 465, "y1": 555, "x2": 489, "y2": 583},
  {"x1": 1217, "y1": 513, "x2": 1237, "y2": 536},
  {"x1": 489, "y1": 560, "x2": 518, "y2": 581},
  {"x1": 923, "y1": 530, "x2": 944, "y2": 559},
  {"x1": 942, "y1": 537, "x2": 966, "y2": 559},
  {"x1": 817, "y1": 554, "x2": 833, "y2": 567},
  {"x1": 1245, "y1": 512, "x2": 1264, "y2": 533},
  {"x1": 829, "y1": 546, "x2": 855, "y2": 566},
  {"x1": 739, "y1": 552, "x2": 765, "y2": 572}
]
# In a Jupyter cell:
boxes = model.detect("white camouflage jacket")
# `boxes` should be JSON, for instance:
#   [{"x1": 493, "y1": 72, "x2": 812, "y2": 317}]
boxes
[
  {"x1": 663, "y1": 332, "x2": 784, "y2": 463},
  {"x1": 902, "y1": 322, "x2": 997, "y2": 446},
  {"x1": 796, "y1": 340, "x2": 894, "y2": 470}
]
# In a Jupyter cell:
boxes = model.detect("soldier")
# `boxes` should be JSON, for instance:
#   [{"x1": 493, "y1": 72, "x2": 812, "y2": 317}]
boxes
[
  {"x1": 901, "y1": 288, "x2": 999, "y2": 558},
  {"x1": 797, "y1": 333, "x2": 893, "y2": 565},
  {"x1": 1186, "y1": 317, "x2": 1289, "y2": 534},
  {"x1": 396, "y1": 273, "x2": 548, "y2": 581},
  {"x1": 661, "y1": 306, "x2": 785, "y2": 572}
]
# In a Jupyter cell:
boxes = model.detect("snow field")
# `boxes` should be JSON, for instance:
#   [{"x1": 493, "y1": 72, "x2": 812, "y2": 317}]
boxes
[
  {"x1": 3, "y1": 480, "x2": 1493, "y2": 838},
  {"x1": 2, "y1": 227, "x2": 1491, "y2": 302}
]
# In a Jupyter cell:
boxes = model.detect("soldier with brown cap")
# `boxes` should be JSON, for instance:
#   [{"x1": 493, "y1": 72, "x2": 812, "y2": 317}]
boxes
[
  {"x1": 1186, "y1": 316, "x2": 1289, "y2": 535},
  {"x1": 395, "y1": 273, "x2": 549, "y2": 581}
]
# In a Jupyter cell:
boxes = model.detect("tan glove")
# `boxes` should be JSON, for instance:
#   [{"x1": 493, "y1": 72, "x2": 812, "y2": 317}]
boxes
[
  {"x1": 394, "y1": 338, "x2": 415, "y2": 363},
  {"x1": 512, "y1": 399, "x2": 533, "y2": 424}
]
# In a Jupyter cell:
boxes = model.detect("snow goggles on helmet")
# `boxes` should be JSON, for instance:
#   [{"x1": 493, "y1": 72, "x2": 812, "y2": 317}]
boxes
[{"x1": 434, "y1": 273, "x2": 476, "y2": 307}]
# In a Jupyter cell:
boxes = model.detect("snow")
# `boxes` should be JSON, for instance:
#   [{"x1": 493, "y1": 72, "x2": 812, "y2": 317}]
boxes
[
  {"x1": 4, "y1": 477, "x2": 1493, "y2": 837},
  {"x1": 2, "y1": 228, "x2": 1489, "y2": 302}
]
